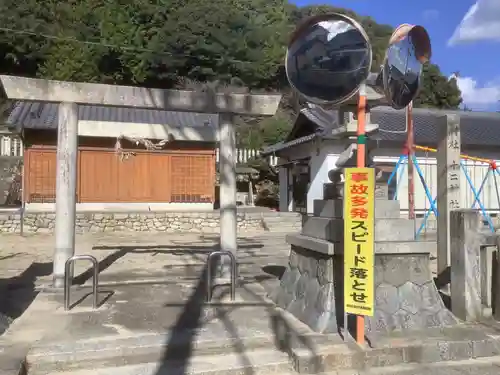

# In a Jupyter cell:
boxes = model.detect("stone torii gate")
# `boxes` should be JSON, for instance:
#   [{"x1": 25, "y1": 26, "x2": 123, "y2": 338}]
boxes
[{"x1": 0, "y1": 75, "x2": 281, "y2": 287}]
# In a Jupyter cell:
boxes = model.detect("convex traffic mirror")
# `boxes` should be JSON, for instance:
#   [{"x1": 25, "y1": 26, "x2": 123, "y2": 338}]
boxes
[{"x1": 286, "y1": 14, "x2": 432, "y2": 109}]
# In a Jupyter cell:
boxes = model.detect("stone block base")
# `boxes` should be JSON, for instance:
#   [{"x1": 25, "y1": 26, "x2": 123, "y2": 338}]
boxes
[
  {"x1": 270, "y1": 245, "x2": 458, "y2": 333},
  {"x1": 368, "y1": 253, "x2": 458, "y2": 332},
  {"x1": 269, "y1": 245, "x2": 342, "y2": 333}
]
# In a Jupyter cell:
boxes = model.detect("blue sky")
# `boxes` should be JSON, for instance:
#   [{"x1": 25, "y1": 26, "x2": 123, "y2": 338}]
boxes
[{"x1": 292, "y1": 0, "x2": 500, "y2": 111}]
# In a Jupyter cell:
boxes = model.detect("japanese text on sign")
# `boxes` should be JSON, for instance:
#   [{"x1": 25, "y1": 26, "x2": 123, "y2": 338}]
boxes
[{"x1": 343, "y1": 168, "x2": 375, "y2": 317}]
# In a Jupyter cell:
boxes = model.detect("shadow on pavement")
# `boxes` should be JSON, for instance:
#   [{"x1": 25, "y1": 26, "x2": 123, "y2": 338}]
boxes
[
  {"x1": 152, "y1": 266, "x2": 320, "y2": 374},
  {"x1": 73, "y1": 242, "x2": 265, "y2": 285},
  {"x1": 0, "y1": 262, "x2": 52, "y2": 334}
]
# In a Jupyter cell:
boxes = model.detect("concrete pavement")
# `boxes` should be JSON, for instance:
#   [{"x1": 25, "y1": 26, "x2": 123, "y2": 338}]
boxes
[
  {"x1": 0, "y1": 231, "x2": 440, "y2": 287},
  {"x1": 1, "y1": 230, "x2": 485, "y2": 375}
]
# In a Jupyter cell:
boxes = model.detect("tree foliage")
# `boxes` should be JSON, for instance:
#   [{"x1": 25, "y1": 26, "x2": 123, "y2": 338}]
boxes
[
  {"x1": 413, "y1": 64, "x2": 462, "y2": 109},
  {"x1": 0, "y1": 0, "x2": 463, "y2": 147}
]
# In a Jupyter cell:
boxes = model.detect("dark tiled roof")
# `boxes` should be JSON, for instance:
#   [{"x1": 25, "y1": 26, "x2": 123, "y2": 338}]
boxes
[
  {"x1": 6, "y1": 101, "x2": 219, "y2": 131},
  {"x1": 298, "y1": 104, "x2": 341, "y2": 134},
  {"x1": 371, "y1": 106, "x2": 500, "y2": 146},
  {"x1": 263, "y1": 106, "x2": 500, "y2": 155}
]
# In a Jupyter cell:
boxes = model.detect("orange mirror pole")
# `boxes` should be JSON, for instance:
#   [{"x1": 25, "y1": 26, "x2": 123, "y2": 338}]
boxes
[{"x1": 355, "y1": 84, "x2": 367, "y2": 345}]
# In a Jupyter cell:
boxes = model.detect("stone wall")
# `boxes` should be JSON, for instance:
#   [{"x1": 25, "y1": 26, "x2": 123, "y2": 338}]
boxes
[{"x1": 0, "y1": 211, "x2": 266, "y2": 234}]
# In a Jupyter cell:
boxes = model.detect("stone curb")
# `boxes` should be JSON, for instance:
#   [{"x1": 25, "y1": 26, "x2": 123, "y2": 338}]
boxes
[
  {"x1": 27, "y1": 347, "x2": 293, "y2": 375},
  {"x1": 25, "y1": 332, "x2": 291, "y2": 375},
  {"x1": 291, "y1": 334, "x2": 500, "y2": 373},
  {"x1": 26, "y1": 331, "x2": 277, "y2": 364},
  {"x1": 25, "y1": 326, "x2": 500, "y2": 374}
]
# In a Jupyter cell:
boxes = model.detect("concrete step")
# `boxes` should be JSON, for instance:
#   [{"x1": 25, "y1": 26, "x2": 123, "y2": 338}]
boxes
[
  {"x1": 265, "y1": 227, "x2": 301, "y2": 231},
  {"x1": 264, "y1": 222, "x2": 301, "y2": 228},
  {"x1": 260, "y1": 213, "x2": 302, "y2": 232},
  {"x1": 31, "y1": 347, "x2": 293, "y2": 375},
  {"x1": 265, "y1": 228, "x2": 301, "y2": 232},
  {"x1": 262, "y1": 219, "x2": 301, "y2": 232},
  {"x1": 25, "y1": 301, "x2": 312, "y2": 375},
  {"x1": 313, "y1": 199, "x2": 400, "y2": 219},
  {"x1": 259, "y1": 212, "x2": 302, "y2": 217},
  {"x1": 26, "y1": 303, "x2": 319, "y2": 375},
  {"x1": 354, "y1": 356, "x2": 500, "y2": 375},
  {"x1": 263, "y1": 217, "x2": 302, "y2": 223},
  {"x1": 263, "y1": 222, "x2": 302, "y2": 228},
  {"x1": 302, "y1": 217, "x2": 415, "y2": 242},
  {"x1": 288, "y1": 326, "x2": 500, "y2": 374},
  {"x1": 265, "y1": 228, "x2": 301, "y2": 234},
  {"x1": 24, "y1": 314, "x2": 500, "y2": 375},
  {"x1": 33, "y1": 350, "x2": 500, "y2": 375}
]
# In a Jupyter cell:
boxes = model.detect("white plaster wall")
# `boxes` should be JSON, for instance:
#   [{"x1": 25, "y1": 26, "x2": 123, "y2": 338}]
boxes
[
  {"x1": 275, "y1": 141, "x2": 500, "y2": 217},
  {"x1": 274, "y1": 140, "x2": 347, "y2": 214},
  {"x1": 306, "y1": 142, "x2": 345, "y2": 214},
  {"x1": 78, "y1": 120, "x2": 217, "y2": 142}
]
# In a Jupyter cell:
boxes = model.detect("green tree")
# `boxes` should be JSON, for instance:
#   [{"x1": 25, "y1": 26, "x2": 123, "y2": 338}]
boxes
[
  {"x1": 0, "y1": 0, "x2": 46, "y2": 76},
  {"x1": 0, "y1": 0, "x2": 290, "y2": 88},
  {"x1": 237, "y1": 113, "x2": 292, "y2": 149},
  {"x1": 414, "y1": 64, "x2": 463, "y2": 109},
  {"x1": 144, "y1": 0, "x2": 290, "y2": 88},
  {"x1": 0, "y1": 0, "x2": 463, "y2": 114}
]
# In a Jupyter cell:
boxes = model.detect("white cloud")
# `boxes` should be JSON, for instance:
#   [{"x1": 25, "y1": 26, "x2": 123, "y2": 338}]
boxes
[
  {"x1": 450, "y1": 73, "x2": 500, "y2": 107},
  {"x1": 448, "y1": 0, "x2": 500, "y2": 45}
]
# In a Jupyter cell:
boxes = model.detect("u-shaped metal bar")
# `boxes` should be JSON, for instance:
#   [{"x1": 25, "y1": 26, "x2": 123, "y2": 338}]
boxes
[
  {"x1": 64, "y1": 255, "x2": 99, "y2": 311},
  {"x1": 206, "y1": 251, "x2": 237, "y2": 302}
]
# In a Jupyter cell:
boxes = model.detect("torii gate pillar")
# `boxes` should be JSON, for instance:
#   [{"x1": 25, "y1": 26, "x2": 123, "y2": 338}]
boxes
[
  {"x1": 54, "y1": 102, "x2": 79, "y2": 287},
  {"x1": 0, "y1": 75, "x2": 281, "y2": 287}
]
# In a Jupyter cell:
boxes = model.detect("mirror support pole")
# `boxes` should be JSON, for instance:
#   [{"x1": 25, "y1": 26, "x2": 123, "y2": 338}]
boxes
[{"x1": 407, "y1": 102, "x2": 416, "y2": 231}]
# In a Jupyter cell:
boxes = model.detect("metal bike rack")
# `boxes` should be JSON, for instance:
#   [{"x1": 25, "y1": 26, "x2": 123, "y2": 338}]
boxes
[
  {"x1": 206, "y1": 251, "x2": 237, "y2": 302},
  {"x1": 64, "y1": 255, "x2": 99, "y2": 311}
]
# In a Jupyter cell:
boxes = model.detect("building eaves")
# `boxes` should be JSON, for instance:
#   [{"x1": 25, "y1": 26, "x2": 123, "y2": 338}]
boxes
[
  {"x1": 300, "y1": 104, "x2": 341, "y2": 130},
  {"x1": 263, "y1": 105, "x2": 500, "y2": 157},
  {"x1": 6, "y1": 101, "x2": 220, "y2": 131},
  {"x1": 261, "y1": 133, "x2": 318, "y2": 156}
]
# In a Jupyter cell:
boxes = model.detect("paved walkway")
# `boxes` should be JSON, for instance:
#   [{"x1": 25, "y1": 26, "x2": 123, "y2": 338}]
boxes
[
  {"x1": 0, "y1": 231, "x2": 292, "y2": 328},
  {"x1": 0, "y1": 231, "x2": 291, "y2": 286},
  {"x1": 0, "y1": 231, "x2": 440, "y2": 284}
]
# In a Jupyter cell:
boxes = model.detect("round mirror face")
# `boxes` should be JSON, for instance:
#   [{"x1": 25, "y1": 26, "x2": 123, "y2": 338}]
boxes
[
  {"x1": 286, "y1": 14, "x2": 372, "y2": 106},
  {"x1": 383, "y1": 30, "x2": 425, "y2": 109}
]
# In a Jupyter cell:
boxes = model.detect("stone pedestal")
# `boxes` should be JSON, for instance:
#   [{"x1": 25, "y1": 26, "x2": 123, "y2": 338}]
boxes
[
  {"x1": 450, "y1": 210, "x2": 482, "y2": 322},
  {"x1": 270, "y1": 179, "x2": 458, "y2": 333}
]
